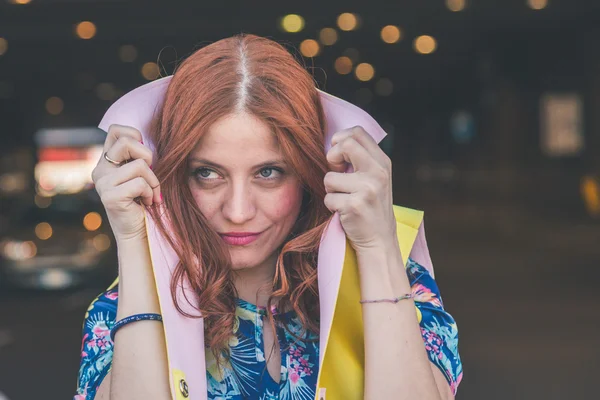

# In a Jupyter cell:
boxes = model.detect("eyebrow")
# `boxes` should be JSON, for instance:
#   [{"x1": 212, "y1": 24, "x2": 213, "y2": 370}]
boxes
[{"x1": 188, "y1": 157, "x2": 287, "y2": 170}]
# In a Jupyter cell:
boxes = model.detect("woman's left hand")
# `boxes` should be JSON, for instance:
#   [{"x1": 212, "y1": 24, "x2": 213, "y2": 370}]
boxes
[{"x1": 323, "y1": 126, "x2": 398, "y2": 255}]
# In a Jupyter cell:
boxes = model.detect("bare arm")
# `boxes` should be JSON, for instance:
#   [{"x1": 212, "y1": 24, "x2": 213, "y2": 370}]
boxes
[
  {"x1": 90, "y1": 124, "x2": 171, "y2": 399},
  {"x1": 96, "y1": 236, "x2": 171, "y2": 400},
  {"x1": 358, "y1": 244, "x2": 450, "y2": 400}
]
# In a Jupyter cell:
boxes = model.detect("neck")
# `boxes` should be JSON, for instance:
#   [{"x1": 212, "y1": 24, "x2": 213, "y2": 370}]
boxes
[{"x1": 233, "y1": 252, "x2": 278, "y2": 308}]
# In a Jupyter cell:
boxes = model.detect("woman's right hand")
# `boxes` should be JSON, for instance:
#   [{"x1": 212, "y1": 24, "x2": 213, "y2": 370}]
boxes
[{"x1": 92, "y1": 124, "x2": 162, "y2": 243}]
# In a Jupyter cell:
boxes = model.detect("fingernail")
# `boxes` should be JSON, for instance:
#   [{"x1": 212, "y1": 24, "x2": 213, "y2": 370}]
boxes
[
  {"x1": 160, "y1": 193, "x2": 163, "y2": 201},
  {"x1": 149, "y1": 165, "x2": 153, "y2": 170},
  {"x1": 141, "y1": 139, "x2": 144, "y2": 144}
]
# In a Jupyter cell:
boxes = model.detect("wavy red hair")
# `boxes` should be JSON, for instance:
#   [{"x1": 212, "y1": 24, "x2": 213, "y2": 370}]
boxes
[{"x1": 148, "y1": 34, "x2": 333, "y2": 362}]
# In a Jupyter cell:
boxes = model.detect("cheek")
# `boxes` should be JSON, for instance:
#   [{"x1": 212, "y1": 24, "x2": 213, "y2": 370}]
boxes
[
  {"x1": 189, "y1": 184, "x2": 217, "y2": 217},
  {"x1": 268, "y1": 184, "x2": 303, "y2": 222}
]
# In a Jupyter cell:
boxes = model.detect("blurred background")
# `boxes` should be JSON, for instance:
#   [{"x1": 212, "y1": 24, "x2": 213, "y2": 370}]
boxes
[{"x1": 1, "y1": 0, "x2": 599, "y2": 399}]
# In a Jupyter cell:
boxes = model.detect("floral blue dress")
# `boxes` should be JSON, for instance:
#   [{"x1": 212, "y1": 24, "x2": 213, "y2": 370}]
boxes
[{"x1": 74, "y1": 258, "x2": 462, "y2": 400}]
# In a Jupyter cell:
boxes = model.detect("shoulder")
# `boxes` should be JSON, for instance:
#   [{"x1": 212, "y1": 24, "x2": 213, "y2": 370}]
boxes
[
  {"x1": 81, "y1": 278, "x2": 119, "y2": 353},
  {"x1": 76, "y1": 279, "x2": 119, "y2": 400},
  {"x1": 83, "y1": 278, "x2": 119, "y2": 327}
]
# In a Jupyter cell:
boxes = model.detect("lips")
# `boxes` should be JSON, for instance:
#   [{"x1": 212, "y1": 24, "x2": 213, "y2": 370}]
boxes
[{"x1": 219, "y1": 232, "x2": 262, "y2": 246}]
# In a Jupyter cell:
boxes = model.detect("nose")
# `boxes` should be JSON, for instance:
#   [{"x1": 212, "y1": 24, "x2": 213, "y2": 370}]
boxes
[{"x1": 221, "y1": 180, "x2": 257, "y2": 225}]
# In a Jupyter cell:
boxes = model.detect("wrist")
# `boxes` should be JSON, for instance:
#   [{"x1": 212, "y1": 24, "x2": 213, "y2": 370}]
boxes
[{"x1": 356, "y1": 242, "x2": 410, "y2": 297}]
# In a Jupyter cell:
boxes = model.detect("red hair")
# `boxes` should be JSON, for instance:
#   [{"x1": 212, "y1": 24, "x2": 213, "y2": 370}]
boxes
[{"x1": 148, "y1": 34, "x2": 333, "y2": 362}]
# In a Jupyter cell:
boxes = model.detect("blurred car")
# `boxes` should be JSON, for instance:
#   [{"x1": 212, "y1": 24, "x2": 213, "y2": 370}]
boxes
[{"x1": 0, "y1": 193, "x2": 116, "y2": 290}]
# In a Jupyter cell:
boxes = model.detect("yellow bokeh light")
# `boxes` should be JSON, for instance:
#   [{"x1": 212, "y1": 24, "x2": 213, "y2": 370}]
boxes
[
  {"x1": 581, "y1": 176, "x2": 600, "y2": 217},
  {"x1": 45, "y1": 97, "x2": 64, "y2": 115},
  {"x1": 93, "y1": 234, "x2": 111, "y2": 251},
  {"x1": 527, "y1": 0, "x2": 548, "y2": 10},
  {"x1": 355, "y1": 63, "x2": 375, "y2": 82},
  {"x1": 0, "y1": 38, "x2": 7, "y2": 56},
  {"x1": 141, "y1": 62, "x2": 160, "y2": 80},
  {"x1": 10, "y1": 0, "x2": 33, "y2": 4},
  {"x1": 381, "y1": 25, "x2": 402, "y2": 44},
  {"x1": 281, "y1": 14, "x2": 305, "y2": 33},
  {"x1": 75, "y1": 21, "x2": 97, "y2": 40},
  {"x1": 300, "y1": 39, "x2": 320, "y2": 57},
  {"x1": 337, "y1": 13, "x2": 358, "y2": 31},
  {"x1": 83, "y1": 212, "x2": 102, "y2": 231},
  {"x1": 319, "y1": 28, "x2": 338, "y2": 46},
  {"x1": 334, "y1": 56, "x2": 353, "y2": 75},
  {"x1": 35, "y1": 222, "x2": 53, "y2": 240},
  {"x1": 414, "y1": 35, "x2": 438, "y2": 54},
  {"x1": 446, "y1": 0, "x2": 467, "y2": 12},
  {"x1": 119, "y1": 45, "x2": 137, "y2": 62}
]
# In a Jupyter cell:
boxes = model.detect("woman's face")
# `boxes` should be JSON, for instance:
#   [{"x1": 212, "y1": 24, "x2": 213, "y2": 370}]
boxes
[{"x1": 188, "y1": 112, "x2": 304, "y2": 271}]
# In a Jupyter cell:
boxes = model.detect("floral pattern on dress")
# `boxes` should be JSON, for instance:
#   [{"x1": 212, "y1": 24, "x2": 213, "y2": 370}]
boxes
[
  {"x1": 407, "y1": 258, "x2": 463, "y2": 395},
  {"x1": 75, "y1": 258, "x2": 462, "y2": 399}
]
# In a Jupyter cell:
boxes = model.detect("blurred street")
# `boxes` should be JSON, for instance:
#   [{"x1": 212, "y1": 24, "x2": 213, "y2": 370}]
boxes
[{"x1": 0, "y1": 192, "x2": 599, "y2": 400}]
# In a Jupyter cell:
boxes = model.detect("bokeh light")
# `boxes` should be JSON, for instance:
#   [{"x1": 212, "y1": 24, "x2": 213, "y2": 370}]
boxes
[
  {"x1": 34, "y1": 194, "x2": 51, "y2": 209},
  {"x1": 75, "y1": 21, "x2": 97, "y2": 40},
  {"x1": 83, "y1": 212, "x2": 102, "y2": 231},
  {"x1": 281, "y1": 14, "x2": 305, "y2": 33},
  {"x1": 300, "y1": 39, "x2": 320, "y2": 57},
  {"x1": 355, "y1": 63, "x2": 375, "y2": 82},
  {"x1": 446, "y1": 0, "x2": 467, "y2": 12},
  {"x1": 118, "y1": 45, "x2": 138, "y2": 62},
  {"x1": 95, "y1": 83, "x2": 118, "y2": 101},
  {"x1": 319, "y1": 28, "x2": 338, "y2": 46},
  {"x1": 0, "y1": 38, "x2": 7, "y2": 56},
  {"x1": 414, "y1": 35, "x2": 438, "y2": 54},
  {"x1": 375, "y1": 78, "x2": 394, "y2": 96},
  {"x1": 337, "y1": 13, "x2": 358, "y2": 31},
  {"x1": 45, "y1": 97, "x2": 64, "y2": 115},
  {"x1": 141, "y1": 62, "x2": 160, "y2": 80},
  {"x1": 10, "y1": 0, "x2": 32, "y2": 4},
  {"x1": 528, "y1": 0, "x2": 548, "y2": 10},
  {"x1": 35, "y1": 222, "x2": 53, "y2": 240},
  {"x1": 93, "y1": 234, "x2": 111, "y2": 251},
  {"x1": 381, "y1": 25, "x2": 402, "y2": 44},
  {"x1": 334, "y1": 56, "x2": 353, "y2": 75}
]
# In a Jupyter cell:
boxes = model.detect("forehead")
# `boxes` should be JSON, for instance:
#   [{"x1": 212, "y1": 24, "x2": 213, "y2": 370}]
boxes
[{"x1": 192, "y1": 112, "x2": 280, "y2": 157}]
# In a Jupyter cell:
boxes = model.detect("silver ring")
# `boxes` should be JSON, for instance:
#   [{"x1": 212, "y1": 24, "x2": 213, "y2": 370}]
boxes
[{"x1": 103, "y1": 152, "x2": 123, "y2": 166}]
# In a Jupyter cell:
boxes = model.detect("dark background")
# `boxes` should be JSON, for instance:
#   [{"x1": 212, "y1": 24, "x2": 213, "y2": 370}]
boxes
[{"x1": 1, "y1": 1, "x2": 599, "y2": 399}]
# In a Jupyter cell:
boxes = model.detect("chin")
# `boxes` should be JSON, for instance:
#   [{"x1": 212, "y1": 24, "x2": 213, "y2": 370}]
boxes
[{"x1": 229, "y1": 251, "x2": 265, "y2": 270}]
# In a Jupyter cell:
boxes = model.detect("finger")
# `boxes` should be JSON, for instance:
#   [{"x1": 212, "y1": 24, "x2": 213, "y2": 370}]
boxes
[
  {"x1": 323, "y1": 192, "x2": 347, "y2": 213},
  {"x1": 104, "y1": 136, "x2": 153, "y2": 167},
  {"x1": 331, "y1": 126, "x2": 388, "y2": 168},
  {"x1": 116, "y1": 177, "x2": 154, "y2": 206},
  {"x1": 323, "y1": 171, "x2": 362, "y2": 194},
  {"x1": 108, "y1": 158, "x2": 161, "y2": 204},
  {"x1": 103, "y1": 124, "x2": 144, "y2": 152},
  {"x1": 326, "y1": 137, "x2": 373, "y2": 173}
]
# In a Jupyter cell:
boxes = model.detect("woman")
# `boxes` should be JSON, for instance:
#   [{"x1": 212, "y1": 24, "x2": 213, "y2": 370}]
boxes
[{"x1": 75, "y1": 34, "x2": 462, "y2": 400}]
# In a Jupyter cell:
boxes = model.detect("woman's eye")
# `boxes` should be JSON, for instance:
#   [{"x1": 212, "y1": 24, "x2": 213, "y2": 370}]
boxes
[
  {"x1": 258, "y1": 167, "x2": 281, "y2": 179},
  {"x1": 195, "y1": 168, "x2": 218, "y2": 180},
  {"x1": 193, "y1": 167, "x2": 282, "y2": 181}
]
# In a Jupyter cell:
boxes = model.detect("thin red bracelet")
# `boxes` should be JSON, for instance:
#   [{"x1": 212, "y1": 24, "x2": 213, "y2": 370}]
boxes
[{"x1": 359, "y1": 292, "x2": 415, "y2": 304}]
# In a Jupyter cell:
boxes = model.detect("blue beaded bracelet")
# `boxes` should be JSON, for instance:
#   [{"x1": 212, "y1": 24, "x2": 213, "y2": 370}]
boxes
[{"x1": 110, "y1": 313, "x2": 163, "y2": 342}]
